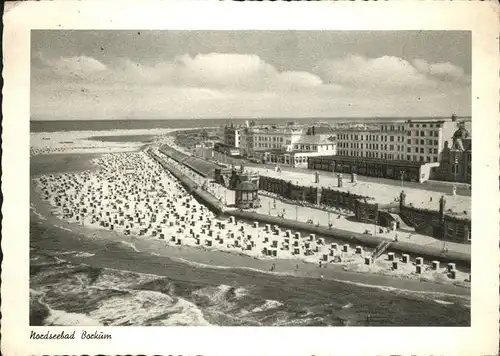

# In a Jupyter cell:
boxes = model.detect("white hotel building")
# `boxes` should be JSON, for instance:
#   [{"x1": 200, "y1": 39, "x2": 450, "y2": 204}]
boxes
[
  {"x1": 224, "y1": 124, "x2": 336, "y2": 168},
  {"x1": 336, "y1": 119, "x2": 471, "y2": 164}
]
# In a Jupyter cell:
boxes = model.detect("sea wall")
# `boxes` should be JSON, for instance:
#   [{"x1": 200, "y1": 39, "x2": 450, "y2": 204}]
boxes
[
  {"x1": 351, "y1": 197, "x2": 471, "y2": 244},
  {"x1": 398, "y1": 205, "x2": 471, "y2": 244},
  {"x1": 149, "y1": 149, "x2": 470, "y2": 267}
]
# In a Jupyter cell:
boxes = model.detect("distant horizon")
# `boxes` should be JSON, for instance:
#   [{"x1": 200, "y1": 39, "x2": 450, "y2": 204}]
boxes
[{"x1": 30, "y1": 115, "x2": 472, "y2": 122}]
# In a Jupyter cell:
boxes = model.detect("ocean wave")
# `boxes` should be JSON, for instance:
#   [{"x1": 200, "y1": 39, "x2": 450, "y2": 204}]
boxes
[
  {"x1": 251, "y1": 299, "x2": 283, "y2": 313},
  {"x1": 52, "y1": 250, "x2": 95, "y2": 258},
  {"x1": 172, "y1": 256, "x2": 296, "y2": 278},
  {"x1": 73, "y1": 252, "x2": 95, "y2": 258},
  {"x1": 89, "y1": 289, "x2": 211, "y2": 326},
  {"x1": 45, "y1": 306, "x2": 103, "y2": 326},
  {"x1": 434, "y1": 299, "x2": 454, "y2": 305},
  {"x1": 55, "y1": 225, "x2": 73, "y2": 232},
  {"x1": 32, "y1": 211, "x2": 47, "y2": 220},
  {"x1": 119, "y1": 241, "x2": 140, "y2": 252},
  {"x1": 328, "y1": 277, "x2": 470, "y2": 300},
  {"x1": 168, "y1": 256, "x2": 469, "y2": 303}
]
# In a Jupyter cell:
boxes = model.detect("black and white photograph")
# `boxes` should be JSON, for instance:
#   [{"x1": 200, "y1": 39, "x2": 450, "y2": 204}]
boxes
[
  {"x1": 3, "y1": 2, "x2": 499, "y2": 355},
  {"x1": 29, "y1": 30, "x2": 473, "y2": 327}
]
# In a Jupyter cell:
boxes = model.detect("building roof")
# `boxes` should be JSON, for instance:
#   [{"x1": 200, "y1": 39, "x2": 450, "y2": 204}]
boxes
[
  {"x1": 236, "y1": 181, "x2": 258, "y2": 191},
  {"x1": 309, "y1": 155, "x2": 427, "y2": 167},
  {"x1": 293, "y1": 135, "x2": 333, "y2": 145}
]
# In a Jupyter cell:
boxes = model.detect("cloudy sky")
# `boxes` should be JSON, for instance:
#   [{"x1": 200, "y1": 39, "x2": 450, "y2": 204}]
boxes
[{"x1": 31, "y1": 31, "x2": 471, "y2": 120}]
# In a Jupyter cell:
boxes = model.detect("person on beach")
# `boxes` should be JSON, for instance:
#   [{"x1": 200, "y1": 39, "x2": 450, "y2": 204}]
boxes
[
  {"x1": 296, "y1": 264, "x2": 299, "y2": 271},
  {"x1": 271, "y1": 263, "x2": 275, "y2": 271},
  {"x1": 320, "y1": 274, "x2": 324, "y2": 280}
]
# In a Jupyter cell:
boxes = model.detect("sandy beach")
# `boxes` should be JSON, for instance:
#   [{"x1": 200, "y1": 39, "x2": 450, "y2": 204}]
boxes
[
  {"x1": 30, "y1": 130, "x2": 471, "y2": 290},
  {"x1": 29, "y1": 129, "x2": 471, "y2": 326}
]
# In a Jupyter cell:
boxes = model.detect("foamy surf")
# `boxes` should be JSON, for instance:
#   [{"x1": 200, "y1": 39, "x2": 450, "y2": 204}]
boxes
[
  {"x1": 45, "y1": 307, "x2": 103, "y2": 326},
  {"x1": 172, "y1": 256, "x2": 296, "y2": 277},
  {"x1": 89, "y1": 290, "x2": 211, "y2": 326},
  {"x1": 119, "y1": 241, "x2": 140, "y2": 252},
  {"x1": 329, "y1": 277, "x2": 470, "y2": 300},
  {"x1": 32, "y1": 211, "x2": 47, "y2": 220},
  {"x1": 434, "y1": 299, "x2": 454, "y2": 305},
  {"x1": 251, "y1": 299, "x2": 283, "y2": 313}
]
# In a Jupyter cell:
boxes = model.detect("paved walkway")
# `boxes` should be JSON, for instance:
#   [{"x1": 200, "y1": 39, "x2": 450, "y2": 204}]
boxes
[
  {"x1": 197, "y1": 172, "x2": 471, "y2": 256},
  {"x1": 249, "y1": 166, "x2": 470, "y2": 217}
]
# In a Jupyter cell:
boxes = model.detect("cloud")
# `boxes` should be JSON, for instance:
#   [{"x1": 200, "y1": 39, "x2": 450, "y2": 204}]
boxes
[
  {"x1": 31, "y1": 52, "x2": 470, "y2": 120},
  {"x1": 38, "y1": 52, "x2": 324, "y2": 92},
  {"x1": 316, "y1": 55, "x2": 434, "y2": 89},
  {"x1": 413, "y1": 59, "x2": 466, "y2": 81},
  {"x1": 50, "y1": 55, "x2": 108, "y2": 78}
]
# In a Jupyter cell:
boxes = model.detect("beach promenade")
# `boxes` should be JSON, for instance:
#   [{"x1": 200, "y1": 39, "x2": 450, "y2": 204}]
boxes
[
  {"x1": 31, "y1": 144, "x2": 470, "y2": 288},
  {"x1": 160, "y1": 140, "x2": 471, "y2": 257}
]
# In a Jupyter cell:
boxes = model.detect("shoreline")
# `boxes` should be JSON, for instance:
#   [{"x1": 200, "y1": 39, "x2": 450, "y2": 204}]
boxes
[
  {"x1": 149, "y1": 148, "x2": 471, "y2": 267},
  {"x1": 30, "y1": 174, "x2": 470, "y2": 298},
  {"x1": 29, "y1": 130, "x2": 470, "y2": 298}
]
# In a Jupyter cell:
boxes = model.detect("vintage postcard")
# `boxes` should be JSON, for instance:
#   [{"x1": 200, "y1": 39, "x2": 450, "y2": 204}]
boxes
[{"x1": 2, "y1": 1, "x2": 499, "y2": 355}]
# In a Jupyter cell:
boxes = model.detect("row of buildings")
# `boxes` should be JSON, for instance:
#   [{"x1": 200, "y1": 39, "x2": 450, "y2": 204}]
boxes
[{"x1": 220, "y1": 116, "x2": 471, "y2": 183}]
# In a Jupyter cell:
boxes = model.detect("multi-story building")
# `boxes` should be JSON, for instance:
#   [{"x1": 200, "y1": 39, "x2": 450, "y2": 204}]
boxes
[
  {"x1": 256, "y1": 133, "x2": 337, "y2": 168},
  {"x1": 223, "y1": 125, "x2": 241, "y2": 148},
  {"x1": 335, "y1": 117, "x2": 471, "y2": 164},
  {"x1": 336, "y1": 123, "x2": 407, "y2": 160},
  {"x1": 224, "y1": 124, "x2": 303, "y2": 157},
  {"x1": 433, "y1": 122, "x2": 472, "y2": 183},
  {"x1": 251, "y1": 127, "x2": 303, "y2": 152}
]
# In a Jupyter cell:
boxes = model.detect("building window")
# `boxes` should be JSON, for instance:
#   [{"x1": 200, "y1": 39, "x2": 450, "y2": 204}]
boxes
[
  {"x1": 423, "y1": 124, "x2": 427, "y2": 128},
  {"x1": 426, "y1": 156, "x2": 431, "y2": 162},
  {"x1": 420, "y1": 148, "x2": 424, "y2": 154},
  {"x1": 420, "y1": 131, "x2": 425, "y2": 137},
  {"x1": 434, "y1": 140, "x2": 438, "y2": 145},
  {"x1": 420, "y1": 156, "x2": 424, "y2": 162},
  {"x1": 433, "y1": 148, "x2": 438, "y2": 154},
  {"x1": 407, "y1": 139, "x2": 411, "y2": 144},
  {"x1": 414, "y1": 147, "x2": 418, "y2": 153},
  {"x1": 390, "y1": 136, "x2": 394, "y2": 142},
  {"x1": 420, "y1": 139, "x2": 425, "y2": 145}
]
